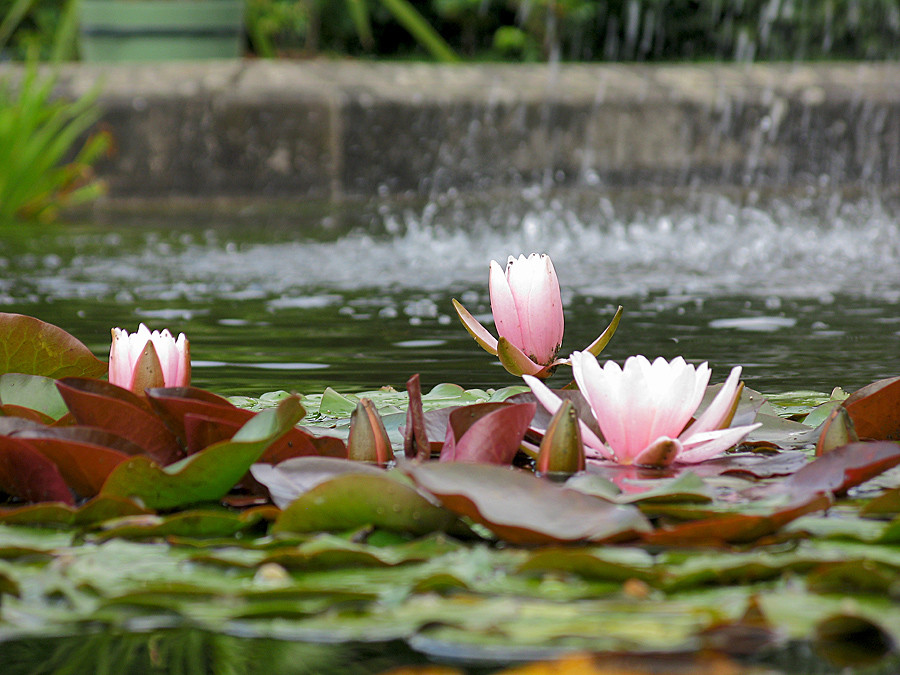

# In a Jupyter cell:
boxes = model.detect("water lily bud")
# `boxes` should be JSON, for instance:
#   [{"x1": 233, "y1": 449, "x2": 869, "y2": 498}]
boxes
[
  {"x1": 536, "y1": 399, "x2": 585, "y2": 475},
  {"x1": 490, "y1": 253, "x2": 564, "y2": 366},
  {"x1": 109, "y1": 324, "x2": 190, "y2": 394},
  {"x1": 347, "y1": 398, "x2": 393, "y2": 465}
]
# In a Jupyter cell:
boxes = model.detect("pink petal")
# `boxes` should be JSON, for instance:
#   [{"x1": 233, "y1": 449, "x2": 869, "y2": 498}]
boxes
[
  {"x1": 508, "y1": 254, "x2": 564, "y2": 364},
  {"x1": 489, "y1": 259, "x2": 524, "y2": 350},
  {"x1": 108, "y1": 327, "x2": 133, "y2": 389},
  {"x1": 681, "y1": 366, "x2": 742, "y2": 437},
  {"x1": 676, "y1": 423, "x2": 762, "y2": 463},
  {"x1": 523, "y1": 374, "x2": 612, "y2": 460},
  {"x1": 572, "y1": 351, "x2": 631, "y2": 461}
]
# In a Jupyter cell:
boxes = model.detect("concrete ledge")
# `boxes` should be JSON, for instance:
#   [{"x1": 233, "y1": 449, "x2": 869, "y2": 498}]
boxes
[{"x1": 26, "y1": 61, "x2": 900, "y2": 200}]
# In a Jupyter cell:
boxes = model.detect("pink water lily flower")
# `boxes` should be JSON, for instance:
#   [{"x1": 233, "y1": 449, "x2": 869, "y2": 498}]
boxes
[
  {"x1": 453, "y1": 253, "x2": 565, "y2": 378},
  {"x1": 525, "y1": 352, "x2": 761, "y2": 466},
  {"x1": 109, "y1": 324, "x2": 190, "y2": 394}
]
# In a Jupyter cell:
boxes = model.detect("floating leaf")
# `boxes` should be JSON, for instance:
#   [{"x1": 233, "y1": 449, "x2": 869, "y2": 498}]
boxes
[
  {"x1": 842, "y1": 376, "x2": 900, "y2": 442},
  {"x1": 403, "y1": 461, "x2": 651, "y2": 545},
  {"x1": 776, "y1": 442, "x2": 900, "y2": 498},
  {"x1": 251, "y1": 456, "x2": 386, "y2": 509},
  {"x1": 440, "y1": 402, "x2": 536, "y2": 464},
  {"x1": 57, "y1": 377, "x2": 184, "y2": 465},
  {"x1": 272, "y1": 472, "x2": 461, "y2": 537},
  {"x1": 643, "y1": 494, "x2": 831, "y2": 546},
  {"x1": 0, "y1": 495, "x2": 149, "y2": 526},
  {"x1": 0, "y1": 373, "x2": 69, "y2": 420},
  {"x1": 0, "y1": 313, "x2": 106, "y2": 379},
  {"x1": 92, "y1": 507, "x2": 274, "y2": 542},
  {"x1": 100, "y1": 396, "x2": 305, "y2": 510}
]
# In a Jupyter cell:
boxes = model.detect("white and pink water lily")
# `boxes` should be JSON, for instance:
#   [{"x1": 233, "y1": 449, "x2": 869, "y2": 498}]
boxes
[
  {"x1": 525, "y1": 352, "x2": 761, "y2": 466},
  {"x1": 109, "y1": 324, "x2": 191, "y2": 394},
  {"x1": 453, "y1": 253, "x2": 621, "y2": 378}
]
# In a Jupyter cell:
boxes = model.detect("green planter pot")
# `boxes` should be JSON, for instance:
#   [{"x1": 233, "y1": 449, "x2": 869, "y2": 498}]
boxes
[{"x1": 79, "y1": 0, "x2": 244, "y2": 62}]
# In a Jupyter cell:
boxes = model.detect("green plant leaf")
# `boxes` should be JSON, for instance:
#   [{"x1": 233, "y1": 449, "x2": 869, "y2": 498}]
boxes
[
  {"x1": 100, "y1": 396, "x2": 305, "y2": 510},
  {"x1": 0, "y1": 313, "x2": 106, "y2": 379},
  {"x1": 0, "y1": 373, "x2": 69, "y2": 420},
  {"x1": 272, "y1": 471, "x2": 461, "y2": 537}
]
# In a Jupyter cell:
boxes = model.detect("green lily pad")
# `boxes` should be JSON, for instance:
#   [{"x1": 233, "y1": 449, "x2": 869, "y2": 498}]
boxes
[
  {"x1": 0, "y1": 373, "x2": 69, "y2": 420},
  {"x1": 272, "y1": 472, "x2": 461, "y2": 537},
  {"x1": 0, "y1": 313, "x2": 106, "y2": 379}
]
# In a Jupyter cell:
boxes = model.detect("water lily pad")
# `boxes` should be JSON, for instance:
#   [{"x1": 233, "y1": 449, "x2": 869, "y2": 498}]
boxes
[
  {"x1": 56, "y1": 377, "x2": 183, "y2": 465},
  {"x1": 402, "y1": 461, "x2": 651, "y2": 545},
  {"x1": 0, "y1": 435, "x2": 74, "y2": 505},
  {"x1": 0, "y1": 495, "x2": 149, "y2": 526},
  {"x1": 100, "y1": 397, "x2": 305, "y2": 510},
  {"x1": 250, "y1": 456, "x2": 385, "y2": 509},
  {"x1": 0, "y1": 313, "x2": 106, "y2": 379},
  {"x1": 440, "y1": 402, "x2": 536, "y2": 464},
  {"x1": 842, "y1": 376, "x2": 900, "y2": 442},
  {"x1": 272, "y1": 472, "x2": 461, "y2": 537},
  {"x1": 0, "y1": 373, "x2": 69, "y2": 421}
]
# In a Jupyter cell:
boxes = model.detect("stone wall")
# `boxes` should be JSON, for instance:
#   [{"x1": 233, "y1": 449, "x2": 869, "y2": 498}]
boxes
[{"x1": 42, "y1": 61, "x2": 900, "y2": 200}]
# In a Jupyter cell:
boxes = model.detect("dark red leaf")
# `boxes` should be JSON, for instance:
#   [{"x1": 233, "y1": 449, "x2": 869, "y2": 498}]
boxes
[
  {"x1": 145, "y1": 386, "x2": 250, "y2": 442},
  {"x1": 842, "y1": 376, "x2": 900, "y2": 442},
  {"x1": 440, "y1": 402, "x2": 536, "y2": 464},
  {"x1": 0, "y1": 436, "x2": 74, "y2": 505},
  {"x1": 57, "y1": 378, "x2": 184, "y2": 465},
  {"x1": 0, "y1": 404, "x2": 55, "y2": 425},
  {"x1": 779, "y1": 441, "x2": 900, "y2": 498},
  {"x1": 12, "y1": 429, "x2": 135, "y2": 498}
]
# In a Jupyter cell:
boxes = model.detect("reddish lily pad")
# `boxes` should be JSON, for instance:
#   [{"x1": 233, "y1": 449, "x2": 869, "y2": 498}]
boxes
[
  {"x1": 100, "y1": 396, "x2": 305, "y2": 510},
  {"x1": 145, "y1": 386, "x2": 250, "y2": 441},
  {"x1": 403, "y1": 374, "x2": 430, "y2": 462},
  {"x1": 439, "y1": 402, "x2": 536, "y2": 464},
  {"x1": 57, "y1": 377, "x2": 184, "y2": 465},
  {"x1": 272, "y1": 472, "x2": 461, "y2": 537},
  {"x1": 0, "y1": 313, "x2": 106, "y2": 379},
  {"x1": 12, "y1": 428, "x2": 140, "y2": 498},
  {"x1": 776, "y1": 441, "x2": 900, "y2": 498},
  {"x1": 643, "y1": 494, "x2": 831, "y2": 546},
  {"x1": 403, "y1": 461, "x2": 652, "y2": 545},
  {"x1": 0, "y1": 404, "x2": 56, "y2": 424},
  {"x1": 841, "y1": 376, "x2": 900, "y2": 442},
  {"x1": 0, "y1": 435, "x2": 74, "y2": 505}
]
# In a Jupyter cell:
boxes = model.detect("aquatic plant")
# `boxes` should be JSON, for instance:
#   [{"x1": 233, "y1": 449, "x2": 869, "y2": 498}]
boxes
[
  {"x1": 109, "y1": 324, "x2": 191, "y2": 394},
  {"x1": 0, "y1": 60, "x2": 110, "y2": 223},
  {"x1": 526, "y1": 352, "x2": 761, "y2": 466},
  {"x1": 453, "y1": 252, "x2": 622, "y2": 377}
]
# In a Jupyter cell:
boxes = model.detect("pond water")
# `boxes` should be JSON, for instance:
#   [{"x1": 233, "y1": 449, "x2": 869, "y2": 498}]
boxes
[{"x1": 1, "y1": 186, "x2": 899, "y2": 398}]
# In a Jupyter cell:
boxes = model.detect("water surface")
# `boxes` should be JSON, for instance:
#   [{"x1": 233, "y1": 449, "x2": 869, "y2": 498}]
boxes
[{"x1": 2, "y1": 187, "x2": 898, "y2": 396}]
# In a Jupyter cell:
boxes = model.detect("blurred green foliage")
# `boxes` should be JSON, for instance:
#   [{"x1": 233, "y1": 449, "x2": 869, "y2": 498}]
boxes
[
  {"x1": 0, "y1": 61, "x2": 111, "y2": 223},
  {"x1": 246, "y1": 0, "x2": 900, "y2": 62},
  {"x1": 4, "y1": 0, "x2": 900, "y2": 62}
]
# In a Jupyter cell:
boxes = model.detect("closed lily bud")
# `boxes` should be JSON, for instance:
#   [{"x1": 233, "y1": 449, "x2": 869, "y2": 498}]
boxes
[
  {"x1": 347, "y1": 398, "x2": 393, "y2": 465},
  {"x1": 109, "y1": 324, "x2": 190, "y2": 394},
  {"x1": 536, "y1": 399, "x2": 585, "y2": 475},
  {"x1": 490, "y1": 253, "x2": 564, "y2": 366}
]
